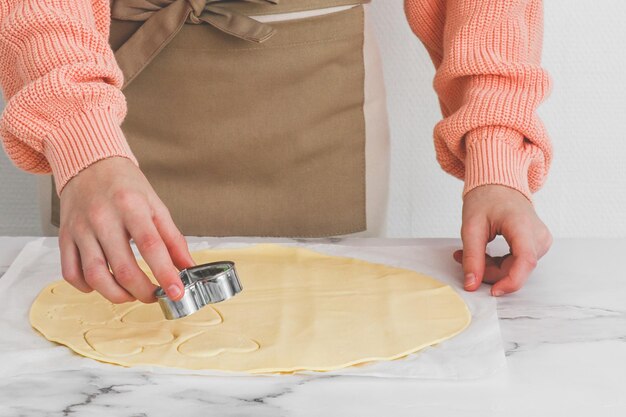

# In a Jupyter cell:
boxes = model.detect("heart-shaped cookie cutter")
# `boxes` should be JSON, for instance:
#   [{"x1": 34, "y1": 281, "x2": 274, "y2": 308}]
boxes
[{"x1": 155, "y1": 261, "x2": 242, "y2": 320}]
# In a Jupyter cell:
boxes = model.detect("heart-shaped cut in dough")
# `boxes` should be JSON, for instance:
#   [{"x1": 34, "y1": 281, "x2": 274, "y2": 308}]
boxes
[
  {"x1": 47, "y1": 303, "x2": 118, "y2": 324},
  {"x1": 178, "y1": 330, "x2": 259, "y2": 358},
  {"x1": 84, "y1": 327, "x2": 174, "y2": 357},
  {"x1": 121, "y1": 303, "x2": 222, "y2": 326}
]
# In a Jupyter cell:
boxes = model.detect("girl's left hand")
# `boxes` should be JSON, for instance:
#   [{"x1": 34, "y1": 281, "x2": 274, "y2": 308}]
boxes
[{"x1": 454, "y1": 184, "x2": 553, "y2": 296}]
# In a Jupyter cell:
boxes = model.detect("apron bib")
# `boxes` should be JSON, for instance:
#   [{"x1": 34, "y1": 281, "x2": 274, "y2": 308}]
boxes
[{"x1": 51, "y1": 0, "x2": 374, "y2": 237}]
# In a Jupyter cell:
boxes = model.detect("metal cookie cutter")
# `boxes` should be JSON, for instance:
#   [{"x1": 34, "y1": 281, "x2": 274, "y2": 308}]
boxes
[{"x1": 155, "y1": 261, "x2": 242, "y2": 320}]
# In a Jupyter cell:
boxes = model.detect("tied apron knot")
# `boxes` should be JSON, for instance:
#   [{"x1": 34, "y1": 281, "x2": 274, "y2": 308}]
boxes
[{"x1": 111, "y1": 0, "x2": 279, "y2": 88}]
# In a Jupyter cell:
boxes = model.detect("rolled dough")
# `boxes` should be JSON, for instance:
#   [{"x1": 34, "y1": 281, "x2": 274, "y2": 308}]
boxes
[{"x1": 29, "y1": 243, "x2": 471, "y2": 373}]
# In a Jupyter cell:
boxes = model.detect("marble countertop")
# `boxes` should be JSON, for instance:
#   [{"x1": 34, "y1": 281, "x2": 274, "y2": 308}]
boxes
[{"x1": 1, "y1": 236, "x2": 624, "y2": 417}]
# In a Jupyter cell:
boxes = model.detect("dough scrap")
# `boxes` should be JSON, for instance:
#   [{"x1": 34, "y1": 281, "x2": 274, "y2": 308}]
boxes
[{"x1": 30, "y1": 243, "x2": 471, "y2": 373}]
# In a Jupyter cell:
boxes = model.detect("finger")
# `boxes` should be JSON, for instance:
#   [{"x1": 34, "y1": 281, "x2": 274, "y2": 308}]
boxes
[
  {"x1": 460, "y1": 217, "x2": 489, "y2": 291},
  {"x1": 153, "y1": 204, "x2": 195, "y2": 270},
  {"x1": 74, "y1": 233, "x2": 134, "y2": 303},
  {"x1": 482, "y1": 253, "x2": 513, "y2": 284},
  {"x1": 491, "y1": 230, "x2": 538, "y2": 296},
  {"x1": 96, "y1": 220, "x2": 158, "y2": 303},
  {"x1": 59, "y1": 231, "x2": 92, "y2": 293},
  {"x1": 124, "y1": 208, "x2": 184, "y2": 301},
  {"x1": 453, "y1": 250, "x2": 511, "y2": 284}
]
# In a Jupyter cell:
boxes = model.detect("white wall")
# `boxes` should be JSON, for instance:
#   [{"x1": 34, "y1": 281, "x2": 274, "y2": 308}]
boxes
[{"x1": 1, "y1": 0, "x2": 625, "y2": 237}]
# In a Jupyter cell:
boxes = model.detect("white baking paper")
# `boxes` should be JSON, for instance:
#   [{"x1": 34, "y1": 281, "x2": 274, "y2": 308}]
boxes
[{"x1": 0, "y1": 237, "x2": 505, "y2": 379}]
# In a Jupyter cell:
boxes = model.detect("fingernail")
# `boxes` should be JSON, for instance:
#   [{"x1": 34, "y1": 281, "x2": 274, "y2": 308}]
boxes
[
  {"x1": 168, "y1": 284, "x2": 182, "y2": 300},
  {"x1": 492, "y1": 289, "x2": 504, "y2": 297},
  {"x1": 464, "y1": 273, "x2": 476, "y2": 288}
]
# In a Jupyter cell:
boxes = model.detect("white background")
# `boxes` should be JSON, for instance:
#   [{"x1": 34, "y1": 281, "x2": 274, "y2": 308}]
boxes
[{"x1": 1, "y1": 0, "x2": 625, "y2": 237}]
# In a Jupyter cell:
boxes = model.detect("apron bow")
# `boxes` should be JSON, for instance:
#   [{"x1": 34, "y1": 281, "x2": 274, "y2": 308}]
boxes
[{"x1": 111, "y1": 0, "x2": 279, "y2": 88}]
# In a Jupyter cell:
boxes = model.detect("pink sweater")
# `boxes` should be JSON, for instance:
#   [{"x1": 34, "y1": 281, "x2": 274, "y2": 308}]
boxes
[{"x1": 0, "y1": 1, "x2": 552, "y2": 202}]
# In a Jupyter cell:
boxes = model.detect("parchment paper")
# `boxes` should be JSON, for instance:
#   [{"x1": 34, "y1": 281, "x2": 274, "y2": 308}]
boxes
[{"x1": 0, "y1": 237, "x2": 505, "y2": 379}]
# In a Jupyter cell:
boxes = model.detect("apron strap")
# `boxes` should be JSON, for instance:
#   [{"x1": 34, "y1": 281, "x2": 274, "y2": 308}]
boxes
[{"x1": 112, "y1": 0, "x2": 279, "y2": 89}]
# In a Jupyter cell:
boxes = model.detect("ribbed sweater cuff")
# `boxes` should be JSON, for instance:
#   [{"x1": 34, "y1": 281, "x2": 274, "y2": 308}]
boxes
[
  {"x1": 43, "y1": 107, "x2": 138, "y2": 196},
  {"x1": 463, "y1": 126, "x2": 534, "y2": 204}
]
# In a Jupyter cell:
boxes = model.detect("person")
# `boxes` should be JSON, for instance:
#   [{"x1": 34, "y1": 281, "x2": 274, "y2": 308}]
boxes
[{"x1": 0, "y1": 0, "x2": 553, "y2": 304}]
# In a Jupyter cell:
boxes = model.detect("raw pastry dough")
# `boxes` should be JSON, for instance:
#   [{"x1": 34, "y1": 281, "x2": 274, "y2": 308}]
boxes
[{"x1": 30, "y1": 244, "x2": 471, "y2": 373}]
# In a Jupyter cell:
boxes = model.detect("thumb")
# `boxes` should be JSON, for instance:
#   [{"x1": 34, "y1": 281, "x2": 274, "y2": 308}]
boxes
[
  {"x1": 460, "y1": 217, "x2": 489, "y2": 291},
  {"x1": 490, "y1": 228, "x2": 537, "y2": 296}
]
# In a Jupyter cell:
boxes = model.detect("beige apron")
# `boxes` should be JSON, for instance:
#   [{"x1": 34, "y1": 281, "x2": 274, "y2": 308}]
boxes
[{"x1": 44, "y1": 0, "x2": 390, "y2": 238}]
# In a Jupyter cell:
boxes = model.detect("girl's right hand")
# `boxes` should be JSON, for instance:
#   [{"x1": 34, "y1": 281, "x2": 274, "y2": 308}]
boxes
[{"x1": 58, "y1": 156, "x2": 195, "y2": 303}]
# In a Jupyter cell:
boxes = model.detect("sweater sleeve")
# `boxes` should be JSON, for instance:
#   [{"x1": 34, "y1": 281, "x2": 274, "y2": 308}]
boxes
[
  {"x1": 404, "y1": 0, "x2": 553, "y2": 203},
  {"x1": 0, "y1": 0, "x2": 138, "y2": 196}
]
